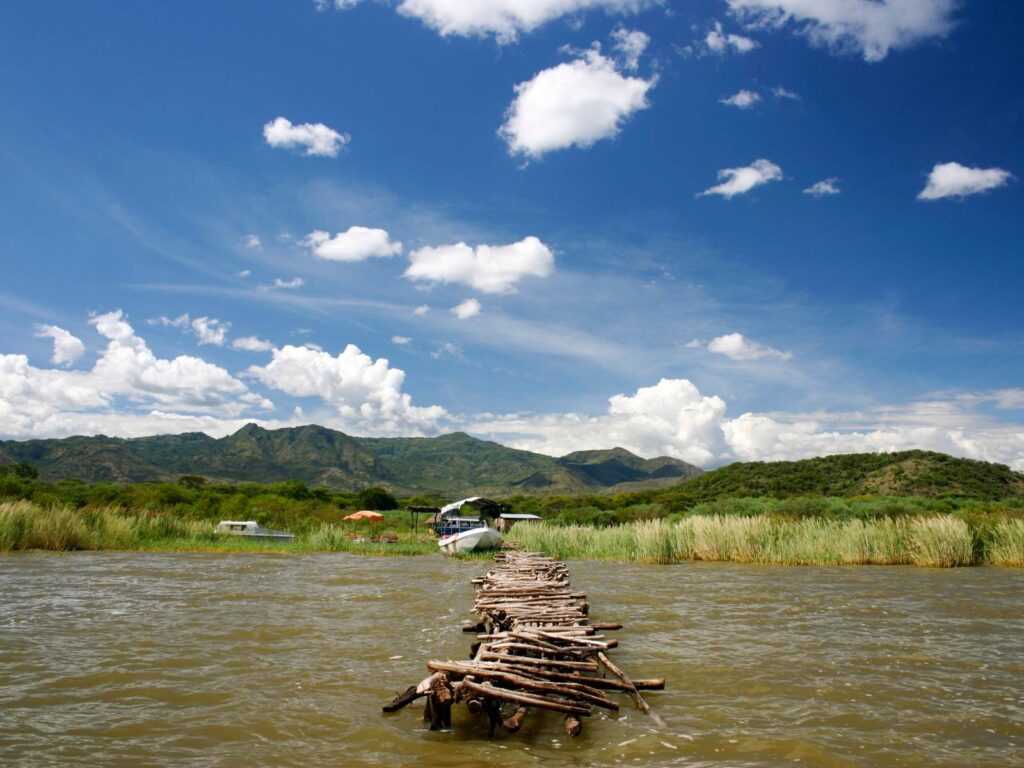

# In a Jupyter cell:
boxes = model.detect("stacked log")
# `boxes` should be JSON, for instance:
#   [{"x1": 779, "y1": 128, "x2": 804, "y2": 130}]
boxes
[{"x1": 384, "y1": 551, "x2": 665, "y2": 737}]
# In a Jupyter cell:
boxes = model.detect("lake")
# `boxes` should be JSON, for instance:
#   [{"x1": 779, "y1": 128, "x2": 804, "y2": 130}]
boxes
[{"x1": 1, "y1": 553, "x2": 1021, "y2": 766}]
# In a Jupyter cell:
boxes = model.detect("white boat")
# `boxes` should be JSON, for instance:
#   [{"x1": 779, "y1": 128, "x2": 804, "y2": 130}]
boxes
[
  {"x1": 215, "y1": 520, "x2": 295, "y2": 542},
  {"x1": 438, "y1": 525, "x2": 502, "y2": 555}
]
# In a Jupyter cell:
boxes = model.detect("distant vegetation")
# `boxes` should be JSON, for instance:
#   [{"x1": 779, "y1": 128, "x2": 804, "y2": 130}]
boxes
[
  {"x1": 0, "y1": 425, "x2": 701, "y2": 495},
  {"x1": 1, "y1": 448, "x2": 1022, "y2": 566}
]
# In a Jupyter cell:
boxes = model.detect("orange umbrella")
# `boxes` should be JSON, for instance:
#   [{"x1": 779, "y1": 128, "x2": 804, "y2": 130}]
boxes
[{"x1": 343, "y1": 510, "x2": 385, "y2": 522}]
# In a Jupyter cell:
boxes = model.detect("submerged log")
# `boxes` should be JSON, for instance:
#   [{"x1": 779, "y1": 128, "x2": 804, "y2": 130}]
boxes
[{"x1": 597, "y1": 651, "x2": 667, "y2": 730}]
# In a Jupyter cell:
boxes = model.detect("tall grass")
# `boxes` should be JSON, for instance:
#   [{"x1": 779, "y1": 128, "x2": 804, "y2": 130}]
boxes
[
  {"x1": 0, "y1": 502, "x2": 435, "y2": 555},
  {"x1": 513, "y1": 514, "x2": 1008, "y2": 567}
]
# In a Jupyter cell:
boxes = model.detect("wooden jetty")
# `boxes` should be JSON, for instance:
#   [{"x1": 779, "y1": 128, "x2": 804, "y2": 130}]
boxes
[{"x1": 384, "y1": 551, "x2": 666, "y2": 737}]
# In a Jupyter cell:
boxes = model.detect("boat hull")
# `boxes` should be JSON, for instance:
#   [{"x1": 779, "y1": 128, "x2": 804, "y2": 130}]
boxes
[{"x1": 438, "y1": 526, "x2": 502, "y2": 555}]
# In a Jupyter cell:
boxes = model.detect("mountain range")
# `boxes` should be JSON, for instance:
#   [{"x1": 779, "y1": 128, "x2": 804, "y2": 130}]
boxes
[{"x1": 0, "y1": 424, "x2": 703, "y2": 496}]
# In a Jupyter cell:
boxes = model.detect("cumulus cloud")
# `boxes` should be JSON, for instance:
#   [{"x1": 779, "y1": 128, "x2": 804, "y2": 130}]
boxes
[
  {"x1": 263, "y1": 116, "x2": 350, "y2": 157},
  {"x1": 369, "y1": 0, "x2": 651, "y2": 43},
  {"x1": 610, "y1": 27, "x2": 650, "y2": 70},
  {"x1": 451, "y1": 298, "x2": 482, "y2": 320},
  {"x1": 248, "y1": 344, "x2": 447, "y2": 435},
  {"x1": 301, "y1": 226, "x2": 403, "y2": 262},
  {"x1": 467, "y1": 379, "x2": 1024, "y2": 470},
  {"x1": 804, "y1": 178, "x2": 841, "y2": 197},
  {"x1": 243, "y1": 234, "x2": 262, "y2": 249},
  {"x1": 720, "y1": 89, "x2": 761, "y2": 109},
  {"x1": 692, "y1": 20, "x2": 759, "y2": 56},
  {"x1": 404, "y1": 236, "x2": 555, "y2": 293},
  {"x1": 500, "y1": 47, "x2": 655, "y2": 159},
  {"x1": 34, "y1": 325, "x2": 86, "y2": 367},
  {"x1": 707, "y1": 332, "x2": 793, "y2": 362},
  {"x1": 726, "y1": 0, "x2": 960, "y2": 62},
  {"x1": 190, "y1": 317, "x2": 231, "y2": 346},
  {"x1": 232, "y1": 336, "x2": 274, "y2": 352},
  {"x1": 700, "y1": 158, "x2": 783, "y2": 198},
  {"x1": 918, "y1": 162, "x2": 1013, "y2": 200},
  {"x1": 0, "y1": 311, "x2": 268, "y2": 439}
]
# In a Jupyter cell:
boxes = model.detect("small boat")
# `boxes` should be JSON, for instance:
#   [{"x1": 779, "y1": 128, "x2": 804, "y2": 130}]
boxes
[
  {"x1": 215, "y1": 520, "x2": 294, "y2": 542},
  {"x1": 435, "y1": 497, "x2": 503, "y2": 555},
  {"x1": 438, "y1": 525, "x2": 502, "y2": 555}
]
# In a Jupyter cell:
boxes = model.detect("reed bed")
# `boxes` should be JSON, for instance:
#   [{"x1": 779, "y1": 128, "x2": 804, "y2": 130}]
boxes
[
  {"x1": 513, "y1": 514, "x2": 1009, "y2": 567},
  {"x1": 0, "y1": 501, "x2": 435, "y2": 555}
]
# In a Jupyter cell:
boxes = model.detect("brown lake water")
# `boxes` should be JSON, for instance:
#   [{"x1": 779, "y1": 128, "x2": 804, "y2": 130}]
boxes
[{"x1": 1, "y1": 552, "x2": 1022, "y2": 767}]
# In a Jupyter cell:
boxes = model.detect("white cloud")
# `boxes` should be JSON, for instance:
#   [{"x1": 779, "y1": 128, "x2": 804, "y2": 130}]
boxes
[
  {"x1": 190, "y1": 316, "x2": 231, "y2": 346},
  {"x1": 301, "y1": 226, "x2": 403, "y2": 262},
  {"x1": 260, "y1": 277, "x2": 305, "y2": 291},
  {"x1": 500, "y1": 48, "x2": 655, "y2": 159},
  {"x1": 720, "y1": 89, "x2": 761, "y2": 109},
  {"x1": 610, "y1": 27, "x2": 650, "y2": 70},
  {"x1": 248, "y1": 344, "x2": 447, "y2": 435},
  {"x1": 707, "y1": 332, "x2": 793, "y2": 361},
  {"x1": 263, "y1": 116, "x2": 350, "y2": 157},
  {"x1": 700, "y1": 158, "x2": 783, "y2": 198},
  {"x1": 391, "y1": 335, "x2": 413, "y2": 345},
  {"x1": 431, "y1": 341, "x2": 463, "y2": 359},
  {"x1": 770, "y1": 85, "x2": 800, "y2": 100},
  {"x1": 698, "y1": 20, "x2": 759, "y2": 56},
  {"x1": 684, "y1": 338, "x2": 704, "y2": 349},
  {"x1": 243, "y1": 234, "x2": 262, "y2": 249},
  {"x1": 232, "y1": 336, "x2": 274, "y2": 352},
  {"x1": 151, "y1": 313, "x2": 231, "y2": 347},
  {"x1": 451, "y1": 298, "x2": 482, "y2": 320},
  {"x1": 804, "y1": 178, "x2": 841, "y2": 197},
  {"x1": 393, "y1": 0, "x2": 650, "y2": 43},
  {"x1": 404, "y1": 236, "x2": 555, "y2": 293},
  {"x1": 467, "y1": 379, "x2": 1024, "y2": 470},
  {"x1": 0, "y1": 311, "x2": 268, "y2": 439},
  {"x1": 236, "y1": 269, "x2": 252, "y2": 278},
  {"x1": 413, "y1": 305, "x2": 430, "y2": 316},
  {"x1": 34, "y1": 325, "x2": 86, "y2": 367},
  {"x1": 918, "y1": 162, "x2": 1013, "y2": 200},
  {"x1": 726, "y1": 0, "x2": 959, "y2": 62}
]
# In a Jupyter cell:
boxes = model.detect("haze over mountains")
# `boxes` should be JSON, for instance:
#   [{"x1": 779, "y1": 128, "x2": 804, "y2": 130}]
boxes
[{"x1": 0, "y1": 424, "x2": 702, "y2": 496}]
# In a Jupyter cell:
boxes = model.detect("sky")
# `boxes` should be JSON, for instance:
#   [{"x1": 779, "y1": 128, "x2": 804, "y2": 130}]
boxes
[{"x1": 1, "y1": 1, "x2": 1022, "y2": 469}]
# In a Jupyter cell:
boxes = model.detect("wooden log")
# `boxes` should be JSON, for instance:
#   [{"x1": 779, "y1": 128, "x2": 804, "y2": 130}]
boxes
[
  {"x1": 590, "y1": 622, "x2": 623, "y2": 630},
  {"x1": 460, "y1": 679, "x2": 591, "y2": 717},
  {"x1": 564, "y1": 714, "x2": 583, "y2": 737},
  {"x1": 383, "y1": 671, "x2": 443, "y2": 712},
  {"x1": 426, "y1": 661, "x2": 619, "y2": 711},
  {"x1": 502, "y1": 706, "x2": 528, "y2": 734},
  {"x1": 479, "y1": 651, "x2": 599, "y2": 671},
  {"x1": 597, "y1": 651, "x2": 667, "y2": 730}
]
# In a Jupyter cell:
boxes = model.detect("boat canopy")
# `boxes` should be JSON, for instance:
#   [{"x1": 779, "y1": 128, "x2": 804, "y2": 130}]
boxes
[{"x1": 440, "y1": 496, "x2": 503, "y2": 519}]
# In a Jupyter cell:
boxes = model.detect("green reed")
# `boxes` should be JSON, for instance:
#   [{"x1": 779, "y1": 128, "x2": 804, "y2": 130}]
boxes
[
  {"x1": 0, "y1": 501, "x2": 435, "y2": 555},
  {"x1": 512, "y1": 513, "x2": 1013, "y2": 567}
]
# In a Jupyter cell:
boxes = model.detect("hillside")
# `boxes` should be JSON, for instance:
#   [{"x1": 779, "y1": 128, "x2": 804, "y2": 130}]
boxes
[
  {"x1": 0, "y1": 425, "x2": 700, "y2": 496},
  {"x1": 652, "y1": 450, "x2": 1024, "y2": 506}
]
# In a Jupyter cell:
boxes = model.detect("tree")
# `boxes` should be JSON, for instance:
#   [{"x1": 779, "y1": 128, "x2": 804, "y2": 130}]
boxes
[
  {"x1": 357, "y1": 486, "x2": 398, "y2": 511},
  {"x1": 178, "y1": 475, "x2": 207, "y2": 489},
  {"x1": 12, "y1": 463, "x2": 39, "y2": 480}
]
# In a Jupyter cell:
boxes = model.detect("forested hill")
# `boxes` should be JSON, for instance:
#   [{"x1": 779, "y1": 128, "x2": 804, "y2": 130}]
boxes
[
  {"x1": 0, "y1": 424, "x2": 701, "y2": 496},
  {"x1": 651, "y1": 450, "x2": 1024, "y2": 506}
]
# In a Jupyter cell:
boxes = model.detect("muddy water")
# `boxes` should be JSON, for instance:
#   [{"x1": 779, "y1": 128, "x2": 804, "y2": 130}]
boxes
[{"x1": 1, "y1": 553, "x2": 1021, "y2": 767}]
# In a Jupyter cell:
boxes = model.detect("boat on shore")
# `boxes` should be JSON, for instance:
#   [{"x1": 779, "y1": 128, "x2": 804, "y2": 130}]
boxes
[
  {"x1": 435, "y1": 497, "x2": 503, "y2": 555},
  {"x1": 214, "y1": 520, "x2": 295, "y2": 542}
]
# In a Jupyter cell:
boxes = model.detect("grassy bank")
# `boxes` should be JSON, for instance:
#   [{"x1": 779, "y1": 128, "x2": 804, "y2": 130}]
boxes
[
  {"x1": 3, "y1": 501, "x2": 1023, "y2": 566},
  {"x1": 512, "y1": 516, "x2": 1024, "y2": 567},
  {"x1": 0, "y1": 501, "x2": 436, "y2": 555}
]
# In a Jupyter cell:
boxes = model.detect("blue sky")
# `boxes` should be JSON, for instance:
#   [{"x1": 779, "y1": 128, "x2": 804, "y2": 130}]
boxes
[{"x1": 1, "y1": 1, "x2": 1022, "y2": 468}]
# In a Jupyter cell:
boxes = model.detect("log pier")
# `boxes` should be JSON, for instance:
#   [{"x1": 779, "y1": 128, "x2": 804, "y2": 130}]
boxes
[{"x1": 384, "y1": 551, "x2": 665, "y2": 737}]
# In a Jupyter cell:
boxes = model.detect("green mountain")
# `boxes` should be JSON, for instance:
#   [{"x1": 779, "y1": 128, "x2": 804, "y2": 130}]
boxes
[
  {"x1": 0, "y1": 424, "x2": 701, "y2": 496},
  {"x1": 653, "y1": 450, "x2": 1024, "y2": 505}
]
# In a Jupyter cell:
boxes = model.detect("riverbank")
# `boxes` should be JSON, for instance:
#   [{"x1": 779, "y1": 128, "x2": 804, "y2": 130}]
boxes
[{"x1": 2, "y1": 501, "x2": 1023, "y2": 566}]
